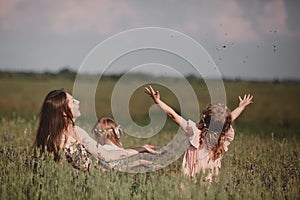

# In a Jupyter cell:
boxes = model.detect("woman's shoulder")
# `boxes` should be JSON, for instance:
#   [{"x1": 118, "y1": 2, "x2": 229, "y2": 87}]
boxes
[
  {"x1": 74, "y1": 125, "x2": 91, "y2": 140},
  {"x1": 74, "y1": 125, "x2": 86, "y2": 133}
]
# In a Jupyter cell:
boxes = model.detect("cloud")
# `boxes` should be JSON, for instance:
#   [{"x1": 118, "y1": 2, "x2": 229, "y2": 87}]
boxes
[
  {"x1": 0, "y1": 0, "x2": 23, "y2": 30},
  {"x1": 180, "y1": 0, "x2": 291, "y2": 42},
  {"x1": 50, "y1": 0, "x2": 137, "y2": 35},
  {"x1": 176, "y1": 0, "x2": 259, "y2": 42},
  {"x1": 0, "y1": 0, "x2": 294, "y2": 41},
  {"x1": 258, "y1": 0, "x2": 288, "y2": 34},
  {"x1": 0, "y1": 0, "x2": 137, "y2": 34},
  {"x1": 214, "y1": 16, "x2": 258, "y2": 42}
]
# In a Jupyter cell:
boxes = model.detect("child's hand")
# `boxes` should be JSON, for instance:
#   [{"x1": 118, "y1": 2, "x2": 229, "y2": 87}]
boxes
[
  {"x1": 238, "y1": 94, "x2": 253, "y2": 109},
  {"x1": 231, "y1": 94, "x2": 253, "y2": 121},
  {"x1": 142, "y1": 144, "x2": 157, "y2": 154},
  {"x1": 145, "y1": 85, "x2": 160, "y2": 103}
]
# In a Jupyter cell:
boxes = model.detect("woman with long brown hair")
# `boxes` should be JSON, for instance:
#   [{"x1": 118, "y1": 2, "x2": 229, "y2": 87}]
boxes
[{"x1": 33, "y1": 89, "x2": 156, "y2": 171}]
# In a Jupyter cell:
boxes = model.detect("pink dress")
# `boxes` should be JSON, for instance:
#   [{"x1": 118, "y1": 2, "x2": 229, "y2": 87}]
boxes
[{"x1": 182, "y1": 120, "x2": 235, "y2": 182}]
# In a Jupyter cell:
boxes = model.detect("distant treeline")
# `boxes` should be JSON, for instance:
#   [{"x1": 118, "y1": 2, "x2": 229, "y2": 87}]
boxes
[
  {"x1": 0, "y1": 68, "x2": 152, "y2": 81},
  {"x1": 0, "y1": 68, "x2": 299, "y2": 83},
  {"x1": 0, "y1": 68, "x2": 77, "y2": 80}
]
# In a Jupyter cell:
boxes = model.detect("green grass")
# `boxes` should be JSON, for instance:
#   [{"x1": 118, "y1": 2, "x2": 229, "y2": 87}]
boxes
[{"x1": 0, "y1": 74, "x2": 299, "y2": 199}]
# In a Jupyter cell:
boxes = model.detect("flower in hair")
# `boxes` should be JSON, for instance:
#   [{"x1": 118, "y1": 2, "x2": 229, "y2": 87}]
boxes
[{"x1": 93, "y1": 125, "x2": 123, "y2": 139}]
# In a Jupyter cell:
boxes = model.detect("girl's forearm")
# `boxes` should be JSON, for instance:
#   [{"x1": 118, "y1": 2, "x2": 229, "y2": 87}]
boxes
[
  {"x1": 155, "y1": 99, "x2": 185, "y2": 127},
  {"x1": 231, "y1": 94, "x2": 253, "y2": 121},
  {"x1": 231, "y1": 106, "x2": 245, "y2": 121}
]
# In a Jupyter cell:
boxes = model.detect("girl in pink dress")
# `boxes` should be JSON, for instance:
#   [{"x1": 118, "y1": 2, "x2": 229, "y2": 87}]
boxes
[{"x1": 145, "y1": 85, "x2": 253, "y2": 182}]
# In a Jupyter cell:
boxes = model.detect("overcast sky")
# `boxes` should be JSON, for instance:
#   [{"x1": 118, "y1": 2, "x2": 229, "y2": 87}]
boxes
[{"x1": 0, "y1": 0, "x2": 300, "y2": 80}]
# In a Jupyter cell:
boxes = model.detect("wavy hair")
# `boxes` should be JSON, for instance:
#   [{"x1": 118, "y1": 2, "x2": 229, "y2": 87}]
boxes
[
  {"x1": 33, "y1": 89, "x2": 74, "y2": 161},
  {"x1": 197, "y1": 104, "x2": 232, "y2": 161}
]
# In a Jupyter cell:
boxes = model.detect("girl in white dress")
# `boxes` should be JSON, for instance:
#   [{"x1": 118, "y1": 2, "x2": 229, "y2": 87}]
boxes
[{"x1": 93, "y1": 117, "x2": 156, "y2": 170}]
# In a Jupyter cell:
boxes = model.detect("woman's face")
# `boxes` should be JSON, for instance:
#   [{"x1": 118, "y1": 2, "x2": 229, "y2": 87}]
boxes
[{"x1": 67, "y1": 93, "x2": 81, "y2": 119}]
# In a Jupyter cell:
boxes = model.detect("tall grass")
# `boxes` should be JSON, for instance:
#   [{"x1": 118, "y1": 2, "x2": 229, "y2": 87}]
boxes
[
  {"x1": 0, "y1": 74, "x2": 299, "y2": 199},
  {"x1": 0, "y1": 117, "x2": 299, "y2": 199}
]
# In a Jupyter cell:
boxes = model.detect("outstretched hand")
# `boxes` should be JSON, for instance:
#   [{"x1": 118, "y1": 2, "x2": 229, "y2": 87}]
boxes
[
  {"x1": 145, "y1": 85, "x2": 160, "y2": 104},
  {"x1": 238, "y1": 94, "x2": 253, "y2": 109},
  {"x1": 141, "y1": 144, "x2": 157, "y2": 154}
]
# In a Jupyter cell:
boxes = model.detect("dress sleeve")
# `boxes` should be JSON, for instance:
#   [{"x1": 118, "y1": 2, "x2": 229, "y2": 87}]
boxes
[
  {"x1": 184, "y1": 119, "x2": 201, "y2": 148},
  {"x1": 223, "y1": 125, "x2": 235, "y2": 152},
  {"x1": 76, "y1": 126, "x2": 107, "y2": 157}
]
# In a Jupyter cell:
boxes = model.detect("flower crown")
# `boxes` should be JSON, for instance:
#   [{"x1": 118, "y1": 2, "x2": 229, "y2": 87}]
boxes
[{"x1": 93, "y1": 125, "x2": 122, "y2": 139}]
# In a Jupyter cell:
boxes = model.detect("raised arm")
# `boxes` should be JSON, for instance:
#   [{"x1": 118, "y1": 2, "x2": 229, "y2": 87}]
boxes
[
  {"x1": 144, "y1": 85, "x2": 187, "y2": 129},
  {"x1": 231, "y1": 94, "x2": 253, "y2": 121}
]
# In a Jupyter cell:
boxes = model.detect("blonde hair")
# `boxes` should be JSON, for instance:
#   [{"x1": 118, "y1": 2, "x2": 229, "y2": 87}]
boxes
[
  {"x1": 197, "y1": 104, "x2": 232, "y2": 161},
  {"x1": 93, "y1": 117, "x2": 122, "y2": 148}
]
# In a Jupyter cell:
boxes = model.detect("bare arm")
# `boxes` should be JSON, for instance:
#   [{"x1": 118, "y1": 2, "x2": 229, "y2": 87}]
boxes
[
  {"x1": 131, "y1": 144, "x2": 157, "y2": 154},
  {"x1": 231, "y1": 94, "x2": 253, "y2": 121},
  {"x1": 76, "y1": 126, "x2": 155, "y2": 162},
  {"x1": 144, "y1": 85, "x2": 187, "y2": 129}
]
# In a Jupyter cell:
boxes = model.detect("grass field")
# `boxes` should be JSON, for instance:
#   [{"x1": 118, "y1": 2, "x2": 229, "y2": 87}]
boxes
[{"x1": 0, "y1": 73, "x2": 299, "y2": 199}]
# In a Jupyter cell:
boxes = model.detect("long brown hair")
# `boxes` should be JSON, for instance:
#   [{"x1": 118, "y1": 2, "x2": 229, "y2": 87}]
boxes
[
  {"x1": 33, "y1": 89, "x2": 74, "y2": 161},
  {"x1": 197, "y1": 104, "x2": 232, "y2": 161},
  {"x1": 93, "y1": 117, "x2": 122, "y2": 148}
]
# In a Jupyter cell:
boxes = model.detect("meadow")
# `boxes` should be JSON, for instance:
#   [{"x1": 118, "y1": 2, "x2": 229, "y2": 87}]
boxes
[{"x1": 0, "y1": 72, "x2": 299, "y2": 199}]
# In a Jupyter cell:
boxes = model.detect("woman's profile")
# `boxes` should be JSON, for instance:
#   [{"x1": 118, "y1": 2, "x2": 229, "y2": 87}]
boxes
[{"x1": 33, "y1": 89, "x2": 156, "y2": 171}]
